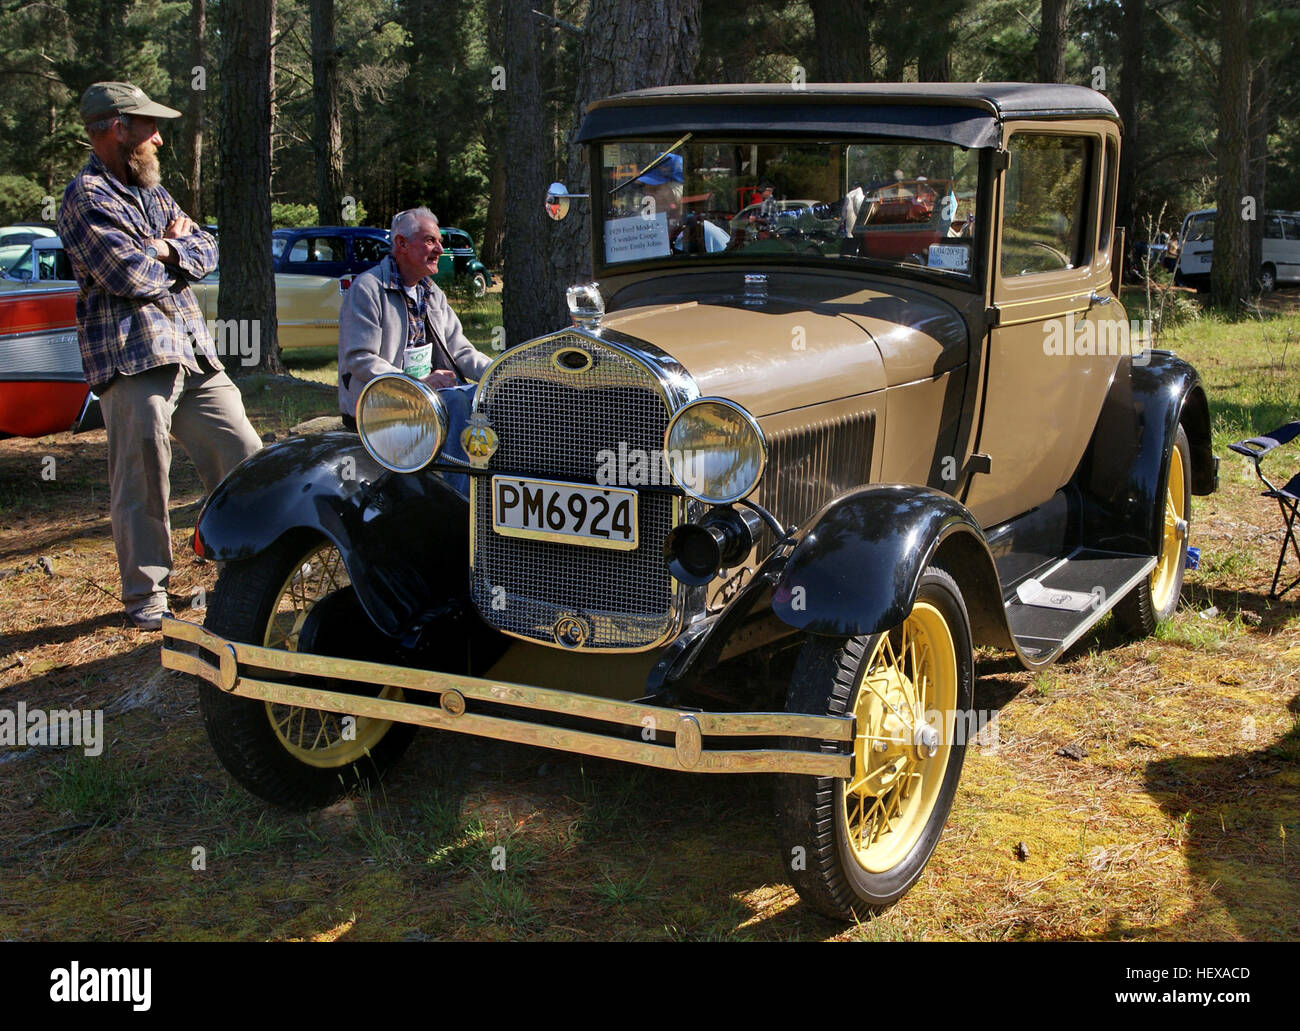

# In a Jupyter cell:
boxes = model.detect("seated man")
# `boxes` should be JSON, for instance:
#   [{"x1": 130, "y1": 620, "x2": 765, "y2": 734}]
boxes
[{"x1": 338, "y1": 206, "x2": 491, "y2": 427}]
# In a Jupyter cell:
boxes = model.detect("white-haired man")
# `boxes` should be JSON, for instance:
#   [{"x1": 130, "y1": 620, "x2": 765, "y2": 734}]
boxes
[{"x1": 337, "y1": 207, "x2": 491, "y2": 426}]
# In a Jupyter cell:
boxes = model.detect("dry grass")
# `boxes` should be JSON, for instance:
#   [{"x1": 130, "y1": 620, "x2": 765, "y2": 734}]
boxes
[{"x1": 1, "y1": 296, "x2": 1298, "y2": 941}]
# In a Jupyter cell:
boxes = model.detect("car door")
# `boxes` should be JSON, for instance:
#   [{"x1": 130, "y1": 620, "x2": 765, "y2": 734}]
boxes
[
  {"x1": 963, "y1": 126, "x2": 1124, "y2": 530},
  {"x1": 1278, "y1": 215, "x2": 1300, "y2": 284}
]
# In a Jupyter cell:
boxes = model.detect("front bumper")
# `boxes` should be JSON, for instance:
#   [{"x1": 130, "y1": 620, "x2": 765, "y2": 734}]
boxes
[{"x1": 161, "y1": 616, "x2": 854, "y2": 777}]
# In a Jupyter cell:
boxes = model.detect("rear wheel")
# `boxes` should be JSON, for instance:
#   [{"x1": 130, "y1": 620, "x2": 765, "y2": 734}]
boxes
[
  {"x1": 1113, "y1": 425, "x2": 1191, "y2": 636},
  {"x1": 1261, "y1": 264, "x2": 1277, "y2": 293},
  {"x1": 198, "y1": 534, "x2": 415, "y2": 810},
  {"x1": 776, "y1": 567, "x2": 974, "y2": 919}
]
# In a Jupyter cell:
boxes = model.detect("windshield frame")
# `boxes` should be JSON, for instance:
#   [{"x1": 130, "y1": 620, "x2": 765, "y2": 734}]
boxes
[{"x1": 587, "y1": 135, "x2": 992, "y2": 293}]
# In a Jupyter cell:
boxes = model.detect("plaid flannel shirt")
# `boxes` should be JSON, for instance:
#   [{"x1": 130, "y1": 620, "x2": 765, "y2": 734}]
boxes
[{"x1": 57, "y1": 153, "x2": 221, "y2": 390}]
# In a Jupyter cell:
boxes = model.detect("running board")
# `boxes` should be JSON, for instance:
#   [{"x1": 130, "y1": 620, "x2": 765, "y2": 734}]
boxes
[{"x1": 1005, "y1": 549, "x2": 1156, "y2": 664}]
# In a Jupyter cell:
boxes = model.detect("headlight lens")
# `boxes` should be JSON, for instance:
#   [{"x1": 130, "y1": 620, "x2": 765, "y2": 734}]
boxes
[
  {"x1": 356, "y1": 374, "x2": 448, "y2": 473},
  {"x1": 664, "y1": 398, "x2": 767, "y2": 504}
]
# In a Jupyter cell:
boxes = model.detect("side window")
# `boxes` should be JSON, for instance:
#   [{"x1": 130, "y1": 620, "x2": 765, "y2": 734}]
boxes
[
  {"x1": 446, "y1": 231, "x2": 470, "y2": 251},
  {"x1": 351, "y1": 236, "x2": 388, "y2": 265},
  {"x1": 1265, "y1": 216, "x2": 1284, "y2": 240},
  {"x1": 1000, "y1": 134, "x2": 1090, "y2": 277},
  {"x1": 271, "y1": 237, "x2": 288, "y2": 259},
  {"x1": 1098, "y1": 137, "x2": 1117, "y2": 252},
  {"x1": 1282, "y1": 216, "x2": 1300, "y2": 241},
  {"x1": 288, "y1": 238, "x2": 309, "y2": 262},
  {"x1": 309, "y1": 236, "x2": 345, "y2": 262}
]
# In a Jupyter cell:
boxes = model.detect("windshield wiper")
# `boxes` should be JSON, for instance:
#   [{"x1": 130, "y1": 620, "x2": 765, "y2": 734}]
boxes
[{"x1": 609, "y1": 134, "x2": 693, "y2": 196}]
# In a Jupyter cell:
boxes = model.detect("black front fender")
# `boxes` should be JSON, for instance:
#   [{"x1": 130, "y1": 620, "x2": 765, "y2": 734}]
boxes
[
  {"x1": 772, "y1": 484, "x2": 992, "y2": 637},
  {"x1": 197, "y1": 433, "x2": 470, "y2": 638}
]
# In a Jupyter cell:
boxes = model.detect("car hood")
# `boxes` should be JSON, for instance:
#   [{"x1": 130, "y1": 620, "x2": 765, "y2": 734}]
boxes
[{"x1": 601, "y1": 272, "x2": 969, "y2": 418}]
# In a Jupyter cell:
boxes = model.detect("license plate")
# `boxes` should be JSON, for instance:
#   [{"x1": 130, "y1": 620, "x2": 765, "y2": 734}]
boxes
[{"x1": 491, "y1": 475, "x2": 638, "y2": 551}]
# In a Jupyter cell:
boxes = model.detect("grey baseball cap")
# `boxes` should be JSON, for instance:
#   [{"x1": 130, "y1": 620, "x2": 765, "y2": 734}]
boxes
[{"x1": 80, "y1": 81, "x2": 181, "y2": 124}]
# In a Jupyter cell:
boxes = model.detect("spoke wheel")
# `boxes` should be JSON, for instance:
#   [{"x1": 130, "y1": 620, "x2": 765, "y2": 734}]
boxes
[
  {"x1": 197, "y1": 534, "x2": 416, "y2": 810},
  {"x1": 777, "y1": 567, "x2": 974, "y2": 920},
  {"x1": 1114, "y1": 425, "x2": 1191, "y2": 636},
  {"x1": 842, "y1": 600, "x2": 958, "y2": 874},
  {"x1": 261, "y1": 542, "x2": 401, "y2": 769}
]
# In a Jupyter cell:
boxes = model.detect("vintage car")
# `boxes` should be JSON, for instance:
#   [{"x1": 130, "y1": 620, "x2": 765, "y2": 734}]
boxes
[
  {"x1": 0, "y1": 285, "x2": 100, "y2": 438},
  {"x1": 436, "y1": 226, "x2": 494, "y2": 298},
  {"x1": 162, "y1": 83, "x2": 1217, "y2": 921},
  {"x1": 0, "y1": 237, "x2": 345, "y2": 351}
]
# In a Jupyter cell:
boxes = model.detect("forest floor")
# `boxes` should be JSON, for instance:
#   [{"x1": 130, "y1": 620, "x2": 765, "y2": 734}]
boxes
[{"x1": 1, "y1": 287, "x2": 1296, "y2": 941}]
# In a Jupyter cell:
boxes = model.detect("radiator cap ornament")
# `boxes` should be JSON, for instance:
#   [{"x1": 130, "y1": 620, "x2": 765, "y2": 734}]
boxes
[
  {"x1": 460, "y1": 411, "x2": 499, "y2": 469},
  {"x1": 566, "y1": 283, "x2": 604, "y2": 330}
]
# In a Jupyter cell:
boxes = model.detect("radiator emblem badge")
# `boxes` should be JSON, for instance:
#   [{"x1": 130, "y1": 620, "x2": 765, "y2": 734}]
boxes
[
  {"x1": 461, "y1": 412, "x2": 499, "y2": 469},
  {"x1": 553, "y1": 615, "x2": 588, "y2": 649}
]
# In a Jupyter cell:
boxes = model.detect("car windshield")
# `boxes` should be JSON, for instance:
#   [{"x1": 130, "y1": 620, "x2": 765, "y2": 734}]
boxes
[{"x1": 598, "y1": 139, "x2": 980, "y2": 280}]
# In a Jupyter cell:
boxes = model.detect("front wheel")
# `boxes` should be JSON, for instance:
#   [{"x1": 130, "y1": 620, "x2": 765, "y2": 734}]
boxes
[
  {"x1": 1261, "y1": 264, "x2": 1277, "y2": 293},
  {"x1": 197, "y1": 534, "x2": 416, "y2": 810},
  {"x1": 1113, "y1": 425, "x2": 1191, "y2": 636},
  {"x1": 776, "y1": 567, "x2": 974, "y2": 920},
  {"x1": 471, "y1": 272, "x2": 488, "y2": 298}
]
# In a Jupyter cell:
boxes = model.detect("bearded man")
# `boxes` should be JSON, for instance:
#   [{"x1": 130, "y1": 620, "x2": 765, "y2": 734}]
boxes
[{"x1": 58, "y1": 82, "x2": 262, "y2": 630}]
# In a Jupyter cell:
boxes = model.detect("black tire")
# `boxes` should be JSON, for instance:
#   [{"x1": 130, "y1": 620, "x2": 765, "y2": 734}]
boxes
[
  {"x1": 776, "y1": 567, "x2": 974, "y2": 920},
  {"x1": 198, "y1": 533, "x2": 416, "y2": 810},
  {"x1": 1261, "y1": 264, "x2": 1276, "y2": 294},
  {"x1": 471, "y1": 272, "x2": 487, "y2": 298},
  {"x1": 1113, "y1": 425, "x2": 1191, "y2": 637}
]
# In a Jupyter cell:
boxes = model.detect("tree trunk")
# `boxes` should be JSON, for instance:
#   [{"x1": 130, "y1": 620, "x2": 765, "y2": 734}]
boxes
[
  {"x1": 1211, "y1": 0, "x2": 1252, "y2": 312},
  {"x1": 549, "y1": 0, "x2": 703, "y2": 328},
  {"x1": 810, "y1": 0, "x2": 873, "y2": 82},
  {"x1": 310, "y1": 0, "x2": 345, "y2": 225},
  {"x1": 1036, "y1": 0, "x2": 1072, "y2": 83},
  {"x1": 482, "y1": 149, "x2": 506, "y2": 269},
  {"x1": 217, "y1": 0, "x2": 280, "y2": 374},
  {"x1": 1247, "y1": 60, "x2": 1268, "y2": 294},
  {"x1": 1116, "y1": 0, "x2": 1143, "y2": 249},
  {"x1": 502, "y1": 0, "x2": 553, "y2": 347},
  {"x1": 186, "y1": 0, "x2": 205, "y2": 219}
]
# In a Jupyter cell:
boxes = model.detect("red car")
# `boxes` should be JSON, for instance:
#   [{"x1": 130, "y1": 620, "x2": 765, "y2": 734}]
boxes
[{"x1": 0, "y1": 286, "x2": 100, "y2": 439}]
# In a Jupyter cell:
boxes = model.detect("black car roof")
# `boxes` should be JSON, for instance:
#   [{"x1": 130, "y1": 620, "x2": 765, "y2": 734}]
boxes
[{"x1": 577, "y1": 82, "x2": 1119, "y2": 150}]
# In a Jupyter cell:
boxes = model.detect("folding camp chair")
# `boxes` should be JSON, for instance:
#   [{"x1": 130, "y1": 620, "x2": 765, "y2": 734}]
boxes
[{"x1": 1229, "y1": 420, "x2": 1300, "y2": 598}]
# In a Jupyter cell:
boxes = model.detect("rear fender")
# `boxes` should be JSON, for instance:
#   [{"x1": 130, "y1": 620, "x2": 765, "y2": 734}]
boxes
[
  {"x1": 197, "y1": 433, "x2": 470, "y2": 638},
  {"x1": 1077, "y1": 351, "x2": 1214, "y2": 556},
  {"x1": 772, "y1": 484, "x2": 1003, "y2": 639}
]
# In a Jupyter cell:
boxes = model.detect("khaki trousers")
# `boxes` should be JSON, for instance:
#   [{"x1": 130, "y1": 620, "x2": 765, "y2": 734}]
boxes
[{"x1": 97, "y1": 364, "x2": 262, "y2": 614}]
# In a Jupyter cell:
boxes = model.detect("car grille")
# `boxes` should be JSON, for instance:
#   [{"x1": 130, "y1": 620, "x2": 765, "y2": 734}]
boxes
[{"x1": 471, "y1": 333, "x2": 678, "y2": 650}]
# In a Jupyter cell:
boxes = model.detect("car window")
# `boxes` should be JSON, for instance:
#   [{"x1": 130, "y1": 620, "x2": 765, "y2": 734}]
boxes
[
  {"x1": 1283, "y1": 216, "x2": 1300, "y2": 241},
  {"x1": 1000, "y1": 134, "x2": 1090, "y2": 277},
  {"x1": 444, "y1": 231, "x2": 471, "y2": 251},
  {"x1": 351, "y1": 236, "x2": 388, "y2": 265},
  {"x1": 1185, "y1": 214, "x2": 1214, "y2": 243},
  {"x1": 271, "y1": 236, "x2": 289, "y2": 259},
  {"x1": 288, "y1": 236, "x2": 345, "y2": 264},
  {"x1": 1265, "y1": 216, "x2": 1284, "y2": 239}
]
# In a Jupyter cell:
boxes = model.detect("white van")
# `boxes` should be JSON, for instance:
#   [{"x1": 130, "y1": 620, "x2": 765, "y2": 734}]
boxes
[{"x1": 1174, "y1": 208, "x2": 1300, "y2": 291}]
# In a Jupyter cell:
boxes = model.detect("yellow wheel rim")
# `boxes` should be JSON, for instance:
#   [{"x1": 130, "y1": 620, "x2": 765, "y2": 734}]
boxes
[
  {"x1": 842, "y1": 601, "x2": 958, "y2": 874},
  {"x1": 263, "y1": 542, "x2": 401, "y2": 768},
  {"x1": 1150, "y1": 443, "x2": 1187, "y2": 613}
]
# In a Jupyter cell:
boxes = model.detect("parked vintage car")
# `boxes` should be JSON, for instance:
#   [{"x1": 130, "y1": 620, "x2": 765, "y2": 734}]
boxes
[
  {"x1": 0, "y1": 285, "x2": 100, "y2": 438},
  {"x1": 271, "y1": 225, "x2": 390, "y2": 288},
  {"x1": 0, "y1": 224, "x2": 58, "y2": 274},
  {"x1": 436, "y1": 226, "x2": 494, "y2": 298},
  {"x1": 163, "y1": 83, "x2": 1216, "y2": 920},
  {"x1": 0, "y1": 237, "x2": 345, "y2": 351}
]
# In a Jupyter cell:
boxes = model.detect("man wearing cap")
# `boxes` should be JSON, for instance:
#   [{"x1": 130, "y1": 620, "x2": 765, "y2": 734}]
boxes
[{"x1": 58, "y1": 81, "x2": 262, "y2": 631}]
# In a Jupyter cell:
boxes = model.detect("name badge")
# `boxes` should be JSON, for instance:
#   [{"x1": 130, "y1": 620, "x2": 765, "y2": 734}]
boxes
[{"x1": 403, "y1": 342, "x2": 432, "y2": 380}]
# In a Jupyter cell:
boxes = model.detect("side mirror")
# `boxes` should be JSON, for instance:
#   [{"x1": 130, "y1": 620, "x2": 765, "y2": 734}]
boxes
[{"x1": 545, "y1": 182, "x2": 588, "y2": 222}]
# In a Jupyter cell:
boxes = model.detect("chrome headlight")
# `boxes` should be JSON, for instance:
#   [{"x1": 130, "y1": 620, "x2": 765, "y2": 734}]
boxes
[
  {"x1": 664, "y1": 397, "x2": 767, "y2": 504},
  {"x1": 356, "y1": 374, "x2": 448, "y2": 473}
]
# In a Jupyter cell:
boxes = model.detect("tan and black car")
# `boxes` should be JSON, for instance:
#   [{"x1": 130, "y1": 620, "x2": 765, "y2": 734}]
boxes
[{"x1": 164, "y1": 83, "x2": 1216, "y2": 920}]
